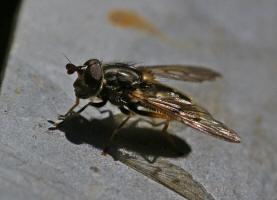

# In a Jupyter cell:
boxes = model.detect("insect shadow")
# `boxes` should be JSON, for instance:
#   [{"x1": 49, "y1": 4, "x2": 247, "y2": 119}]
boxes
[{"x1": 48, "y1": 110, "x2": 191, "y2": 163}]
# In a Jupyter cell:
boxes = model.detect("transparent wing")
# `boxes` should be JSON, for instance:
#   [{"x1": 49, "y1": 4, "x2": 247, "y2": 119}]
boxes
[
  {"x1": 129, "y1": 83, "x2": 240, "y2": 143},
  {"x1": 137, "y1": 65, "x2": 221, "y2": 82},
  {"x1": 118, "y1": 153, "x2": 215, "y2": 200}
]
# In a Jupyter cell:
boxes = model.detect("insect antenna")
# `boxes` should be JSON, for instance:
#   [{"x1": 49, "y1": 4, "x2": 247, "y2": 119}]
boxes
[
  {"x1": 61, "y1": 53, "x2": 81, "y2": 75},
  {"x1": 62, "y1": 53, "x2": 72, "y2": 64}
]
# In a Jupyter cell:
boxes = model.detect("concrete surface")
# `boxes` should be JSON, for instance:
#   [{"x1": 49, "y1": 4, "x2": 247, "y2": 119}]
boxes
[{"x1": 0, "y1": 0, "x2": 277, "y2": 199}]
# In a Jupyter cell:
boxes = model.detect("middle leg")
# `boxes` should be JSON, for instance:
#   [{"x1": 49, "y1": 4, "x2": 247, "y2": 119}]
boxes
[{"x1": 102, "y1": 107, "x2": 133, "y2": 155}]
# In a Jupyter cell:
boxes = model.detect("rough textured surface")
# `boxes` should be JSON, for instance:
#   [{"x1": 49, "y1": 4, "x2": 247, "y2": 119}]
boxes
[{"x1": 1, "y1": 0, "x2": 277, "y2": 199}]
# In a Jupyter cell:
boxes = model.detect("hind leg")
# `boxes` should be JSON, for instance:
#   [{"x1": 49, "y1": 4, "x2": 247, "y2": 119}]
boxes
[{"x1": 128, "y1": 106, "x2": 180, "y2": 152}]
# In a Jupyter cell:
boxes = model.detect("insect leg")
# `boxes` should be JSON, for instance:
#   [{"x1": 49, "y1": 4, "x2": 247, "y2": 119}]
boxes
[
  {"x1": 54, "y1": 100, "x2": 107, "y2": 127},
  {"x1": 102, "y1": 107, "x2": 133, "y2": 155},
  {"x1": 129, "y1": 105, "x2": 180, "y2": 153},
  {"x1": 57, "y1": 97, "x2": 80, "y2": 120},
  {"x1": 161, "y1": 117, "x2": 178, "y2": 149}
]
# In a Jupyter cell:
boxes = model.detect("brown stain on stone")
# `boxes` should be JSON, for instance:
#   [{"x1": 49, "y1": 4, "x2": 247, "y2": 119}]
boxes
[
  {"x1": 14, "y1": 89, "x2": 21, "y2": 94},
  {"x1": 84, "y1": 185, "x2": 103, "y2": 197},
  {"x1": 108, "y1": 9, "x2": 178, "y2": 47},
  {"x1": 32, "y1": 74, "x2": 41, "y2": 84}
]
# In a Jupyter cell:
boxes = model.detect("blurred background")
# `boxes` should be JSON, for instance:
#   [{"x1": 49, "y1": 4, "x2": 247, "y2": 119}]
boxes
[{"x1": 0, "y1": 1, "x2": 276, "y2": 200}]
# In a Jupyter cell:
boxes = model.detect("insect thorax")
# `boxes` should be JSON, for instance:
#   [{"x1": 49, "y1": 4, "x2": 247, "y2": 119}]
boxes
[{"x1": 100, "y1": 63, "x2": 142, "y2": 106}]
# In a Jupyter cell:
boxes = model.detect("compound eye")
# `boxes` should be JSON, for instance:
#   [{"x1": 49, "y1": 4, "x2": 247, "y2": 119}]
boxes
[
  {"x1": 84, "y1": 59, "x2": 102, "y2": 80},
  {"x1": 83, "y1": 59, "x2": 101, "y2": 66}
]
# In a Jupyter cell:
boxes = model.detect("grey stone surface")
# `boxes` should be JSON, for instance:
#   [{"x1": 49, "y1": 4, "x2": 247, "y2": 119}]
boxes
[{"x1": 1, "y1": 0, "x2": 277, "y2": 199}]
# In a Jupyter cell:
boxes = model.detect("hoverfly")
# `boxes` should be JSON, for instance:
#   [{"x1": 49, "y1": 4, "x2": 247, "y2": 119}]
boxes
[{"x1": 54, "y1": 59, "x2": 241, "y2": 155}]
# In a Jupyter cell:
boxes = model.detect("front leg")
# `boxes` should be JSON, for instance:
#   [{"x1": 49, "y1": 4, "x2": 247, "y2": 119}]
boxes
[
  {"x1": 54, "y1": 99, "x2": 107, "y2": 127},
  {"x1": 57, "y1": 97, "x2": 80, "y2": 120}
]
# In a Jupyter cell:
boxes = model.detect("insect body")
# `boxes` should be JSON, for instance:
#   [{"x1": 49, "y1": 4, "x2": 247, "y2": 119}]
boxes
[{"x1": 55, "y1": 59, "x2": 241, "y2": 154}]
